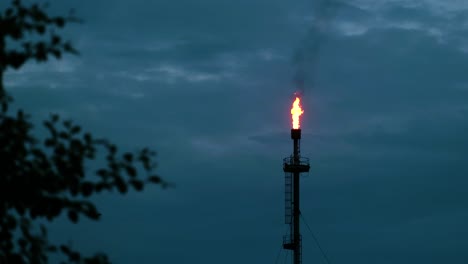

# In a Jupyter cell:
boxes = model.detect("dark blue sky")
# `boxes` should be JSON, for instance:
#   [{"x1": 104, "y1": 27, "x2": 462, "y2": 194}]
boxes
[{"x1": 4, "y1": 0, "x2": 468, "y2": 263}]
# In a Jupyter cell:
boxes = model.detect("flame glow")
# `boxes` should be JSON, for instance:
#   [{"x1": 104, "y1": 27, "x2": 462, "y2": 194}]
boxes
[{"x1": 291, "y1": 97, "x2": 304, "y2": 129}]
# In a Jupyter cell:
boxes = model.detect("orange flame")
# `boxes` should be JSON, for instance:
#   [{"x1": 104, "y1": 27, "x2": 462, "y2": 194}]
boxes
[{"x1": 291, "y1": 97, "x2": 304, "y2": 129}]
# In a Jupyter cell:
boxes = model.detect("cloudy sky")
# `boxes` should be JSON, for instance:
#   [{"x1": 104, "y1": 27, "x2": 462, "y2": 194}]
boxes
[{"x1": 4, "y1": 0, "x2": 468, "y2": 263}]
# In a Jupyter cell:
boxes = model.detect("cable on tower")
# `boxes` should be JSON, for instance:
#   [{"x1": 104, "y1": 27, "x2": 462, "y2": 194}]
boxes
[
  {"x1": 300, "y1": 212, "x2": 332, "y2": 264},
  {"x1": 275, "y1": 243, "x2": 284, "y2": 264}
]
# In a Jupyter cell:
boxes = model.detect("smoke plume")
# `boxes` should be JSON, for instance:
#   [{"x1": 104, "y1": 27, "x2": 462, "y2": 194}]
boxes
[{"x1": 293, "y1": 0, "x2": 341, "y2": 94}]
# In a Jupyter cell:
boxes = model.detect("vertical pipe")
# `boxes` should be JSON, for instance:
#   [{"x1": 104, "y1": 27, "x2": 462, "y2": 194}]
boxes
[
  {"x1": 293, "y1": 171, "x2": 300, "y2": 264},
  {"x1": 291, "y1": 129, "x2": 301, "y2": 264},
  {"x1": 293, "y1": 138, "x2": 299, "y2": 163}
]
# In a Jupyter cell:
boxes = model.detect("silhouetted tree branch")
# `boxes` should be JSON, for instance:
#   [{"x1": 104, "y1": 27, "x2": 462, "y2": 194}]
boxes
[{"x1": 0, "y1": 1, "x2": 166, "y2": 263}]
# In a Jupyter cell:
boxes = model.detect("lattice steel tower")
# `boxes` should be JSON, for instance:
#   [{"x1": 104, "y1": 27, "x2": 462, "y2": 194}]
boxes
[{"x1": 283, "y1": 128, "x2": 310, "y2": 264}]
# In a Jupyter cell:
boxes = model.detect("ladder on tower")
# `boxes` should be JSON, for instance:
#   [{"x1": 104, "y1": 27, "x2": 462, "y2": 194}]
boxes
[{"x1": 285, "y1": 172, "x2": 292, "y2": 224}]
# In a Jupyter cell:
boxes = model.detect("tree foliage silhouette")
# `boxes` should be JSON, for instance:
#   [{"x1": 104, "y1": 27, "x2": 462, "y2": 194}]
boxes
[{"x1": 0, "y1": 1, "x2": 165, "y2": 263}]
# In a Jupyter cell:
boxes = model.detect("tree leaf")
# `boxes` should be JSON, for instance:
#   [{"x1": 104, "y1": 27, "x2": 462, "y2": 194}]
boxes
[
  {"x1": 81, "y1": 182, "x2": 93, "y2": 197},
  {"x1": 148, "y1": 176, "x2": 161, "y2": 184},
  {"x1": 131, "y1": 180, "x2": 143, "y2": 191},
  {"x1": 125, "y1": 166, "x2": 136, "y2": 177},
  {"x1": 67, "y1": 210, "x2": 78, "y2": 223}
]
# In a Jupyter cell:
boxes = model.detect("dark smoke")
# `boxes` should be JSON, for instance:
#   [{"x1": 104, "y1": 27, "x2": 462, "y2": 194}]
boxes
[{"x1": 293, "y1": 0, "x2": 341, "y2": 94}]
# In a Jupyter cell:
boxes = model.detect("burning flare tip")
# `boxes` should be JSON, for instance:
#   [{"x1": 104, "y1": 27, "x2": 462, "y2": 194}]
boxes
[{"x1": 290, "y1": 97, "x2": 303, "y2": 129}]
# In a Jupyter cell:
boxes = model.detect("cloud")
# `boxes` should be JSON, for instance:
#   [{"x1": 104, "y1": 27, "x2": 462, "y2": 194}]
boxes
[
  {"x1": 112, "y1": 64, "x2": 230, "y2": 85},
  {"x1": 257, "y1": 49, "x2": 287, "y2": 61},
  {"x1": 149, "y1": 65, "x2": 223, "y2": 83},
  {"x1": 349, "y1": 0, "x2": 468, "y2": 15},
  {"x1": 11, "y1": 57, "x2": 79, "y2": 74},
  {"x1": 4, "y1": 56, "x2": 82, "y2": 92},
  {"x1": 293, "y1": 0, "x2": 457, "y2": 50},
  {"x1": 335, "y1": 21, "x2": 370, "y2": 36},
  {"x1": 7, "y1": 0, "x2": 468, "y2": 263}
]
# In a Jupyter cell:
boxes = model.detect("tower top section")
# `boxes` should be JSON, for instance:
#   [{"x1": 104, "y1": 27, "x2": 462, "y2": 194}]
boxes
[{"x1": 291, "y1": 129, "x2": 301, "y2": 140}]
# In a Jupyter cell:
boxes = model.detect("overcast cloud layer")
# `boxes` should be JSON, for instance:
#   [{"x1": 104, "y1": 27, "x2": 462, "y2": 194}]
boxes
[{"x1": 4, "y1": 0, "x2": 468, "y2": 263}]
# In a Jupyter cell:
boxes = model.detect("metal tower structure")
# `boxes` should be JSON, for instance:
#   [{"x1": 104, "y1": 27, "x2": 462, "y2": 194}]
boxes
[{"x1": 283, "y1": 128, "x2": 310, "y2": 264}]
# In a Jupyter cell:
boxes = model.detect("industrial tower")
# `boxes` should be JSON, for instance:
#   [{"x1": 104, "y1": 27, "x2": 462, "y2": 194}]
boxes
[{"x1": 283, "y1": 128, "x2": 310, "y2": 264}]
